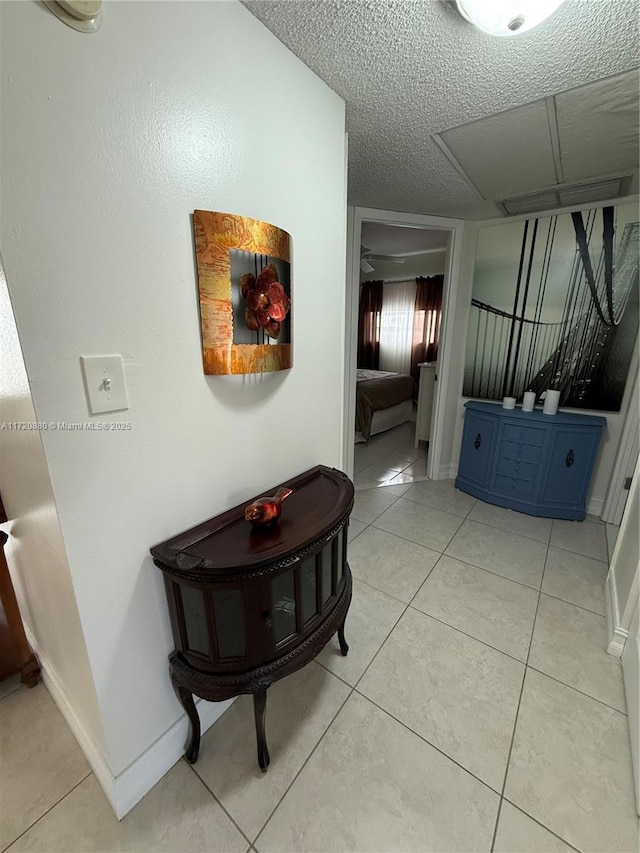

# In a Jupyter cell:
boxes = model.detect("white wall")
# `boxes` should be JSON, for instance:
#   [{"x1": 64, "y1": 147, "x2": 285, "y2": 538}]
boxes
[
  {"x1": 447, "y1": 199, "x2": 639, "y2": 510},
  {"x1": 437, "y1": 222, "x2": 478, "y2": 478},
  {"x1": 0, "y1": 0, "x2": 346, "y2": 814},
  {"x1": 606, "y1": 461, "x2": 639, "y2": 656},
  {"x1": 0, "y1": 262, "x2": 107, "y2": 760}
]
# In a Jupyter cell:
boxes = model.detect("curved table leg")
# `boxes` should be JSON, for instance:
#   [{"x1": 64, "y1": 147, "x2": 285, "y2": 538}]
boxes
[
  {"x1": 20, "y1": 658, "x2": 40, "y2": 688},
  {"x1": 338, "y1": 619, "x2": 349, "y2": 656},
  {"x1": 253, "y1": 688, "x2": 270, "y2": 772},
  {"x1": 176, "y1": 685, "x2": 201, "y2": 764}
]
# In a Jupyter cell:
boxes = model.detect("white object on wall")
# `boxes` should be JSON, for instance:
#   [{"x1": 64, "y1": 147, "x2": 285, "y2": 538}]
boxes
[
  {"x1": 80, "y1": 355, "x2": 128, "y2": 415},
  {"x1": 415, "y1": 363, "x2": 437, "y2": 447},
  {"x1": 43, "y1": 0, "x2": 103, "y2": 33},
  {"x1": 0, "y1": 0, "x2": 346, "y2": 818}
]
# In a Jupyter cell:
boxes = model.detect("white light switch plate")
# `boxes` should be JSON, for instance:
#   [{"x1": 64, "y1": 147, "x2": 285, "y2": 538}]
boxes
[{"x1": 80, "y1": 355, "x2": 128, "y2": 415}]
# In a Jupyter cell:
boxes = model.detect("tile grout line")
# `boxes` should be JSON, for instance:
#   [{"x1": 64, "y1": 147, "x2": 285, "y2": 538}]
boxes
[
  {"x1": 1, "y1": 771, "x2": 92, "y2": 853},
  {"x1": 349, "y1": 571, "x2": 414, "y2": 606},
  {"x1": 251, "y1": 673, "x2": 355, "y2": 849},
  {"x1": 493, "y1": 522, "x2": 583, "y2": 853},
  {"x1": 357, "y1": 521, "x2": 448, "y2": 551},
  {"x1": 350, "y1": 491, "x2": 617, "y2": 850},
  {"x1": 388, "y1": 494, "x2": 475, "y2": 518},
  {"x1": 0, "y1": 684, "x2": 22, "y2": 703},
  {"x1": 501, "y1": 798, "x2": 583, "y2": 852},
  {"x1": 392, "y1": 513, "x2": 607, "y2": 614},
  {"x1": 368, "y1": 510, "x2": 465, "y2": 554},
  {"x1": 422, "y1": 546, "x2": 547, "y2": 592},
  {"x1": 548, "y1": 542, "x2": 609, "y2": 563},
  {"x1": 490, "y1": 532, "x2": 550, "y2": 852},
  {"x1": 442, "y1": 514, "x2": 553, "y2": 546},
  {"x1": 184, "y1": 759, "x2": 254, "y2": 848},
  {"x1": 524, "y1": 664, "x2": 628, "y2": 716},
  {"x1": 535, "y1": 590, "x2": 610, "y2": 620},
  {"x1": 351, "y1": 686, "x2": 501, "y2": 797},
  {"x1": 406, "y1": 604, "x2": 530, "y2": 666}
]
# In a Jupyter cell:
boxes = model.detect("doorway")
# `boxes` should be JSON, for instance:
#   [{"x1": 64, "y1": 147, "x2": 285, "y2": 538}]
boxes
[{"x1": 343, "y1": 206, "x2": 466, "y2": 486}]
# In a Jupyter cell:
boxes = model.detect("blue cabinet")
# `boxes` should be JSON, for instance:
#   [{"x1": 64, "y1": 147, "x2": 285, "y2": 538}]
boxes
[{"x1": 455, "y1": 402, "x2": 606, "y2": 520}]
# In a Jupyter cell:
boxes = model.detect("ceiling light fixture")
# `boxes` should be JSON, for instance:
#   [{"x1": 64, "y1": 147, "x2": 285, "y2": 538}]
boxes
[{"x1": 455, "y1": 0, "x2": 566, "y2": 37}]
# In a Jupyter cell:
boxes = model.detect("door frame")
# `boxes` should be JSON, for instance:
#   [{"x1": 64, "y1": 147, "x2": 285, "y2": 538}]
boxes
[
  {"x1": 343, "y1": 206, "x2": 465, "y2": 480},
  {"x1": 601, "y1": 337, "x2": 639, "y2": 524}
]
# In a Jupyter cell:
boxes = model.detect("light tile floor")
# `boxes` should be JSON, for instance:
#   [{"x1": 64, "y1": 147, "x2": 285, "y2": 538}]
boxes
[
  {"x1": 2, "y1": 432, "x2": 638, "y2": 852},
  {"x1": 353, "y1": 421, "x2": 428, "y2": 491}
]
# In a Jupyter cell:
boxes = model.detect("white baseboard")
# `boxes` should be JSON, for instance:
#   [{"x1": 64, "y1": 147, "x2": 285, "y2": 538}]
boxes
[
  {"x1": 112, "y1": 694, "x2": 234, "y2": 818},
  {"x1": 25, "y1": 628, "x2": 234, "y2": 819},
  {"x1": 587, "y1": 495, "x2": 604, "y2": 518},
  {"x1": 23, "y1": 628, "x2": 118, "y2": 808},
  {"x1": 438, "y1": 464, "x2": 457, "y2": 480},
  {"x1": 605, "y1": 572, "x2": 628, "y2": 658}
]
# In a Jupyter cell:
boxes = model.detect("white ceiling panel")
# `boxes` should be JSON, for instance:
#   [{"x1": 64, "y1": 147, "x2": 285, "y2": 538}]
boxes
[
  {"x1": 556, "y1": 69, "x2": 640, "y2": 182},
  {"x1": 439, "y1": 100, "x2": 557, "y2": 199},
  {"x1": 244, "y1": 1, "x2": 640, "y2": 218}
]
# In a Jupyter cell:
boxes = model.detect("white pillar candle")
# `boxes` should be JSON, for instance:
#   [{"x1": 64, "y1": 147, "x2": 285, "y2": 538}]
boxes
[
  {"x1": 543, "y1": 389, "x2": 560, "y2": 415},
  {"x1": 522, "y1": 391, "x2": 536, "y2": 412},
  {"x1": 502, "y1": 396, "x2": 516, "y2": 410}
]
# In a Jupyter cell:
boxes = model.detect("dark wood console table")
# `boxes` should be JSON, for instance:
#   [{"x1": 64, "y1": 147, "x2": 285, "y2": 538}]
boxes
[{"x1": 151, "y1": 465, "x2": 354, "y2": 771}]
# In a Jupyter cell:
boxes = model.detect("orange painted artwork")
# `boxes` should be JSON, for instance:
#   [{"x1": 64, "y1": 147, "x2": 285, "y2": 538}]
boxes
[{"x1": 193, "y1": 210, "x2": 292, "y2": 375}]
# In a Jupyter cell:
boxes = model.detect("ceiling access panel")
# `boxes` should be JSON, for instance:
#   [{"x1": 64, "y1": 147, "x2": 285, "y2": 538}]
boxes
[
  {"x1": 556, "y1": 70, "x2": 640, "y2": 183},
  {"x1": 438, "y1": 99, "x2": 557, "y2": 200}
]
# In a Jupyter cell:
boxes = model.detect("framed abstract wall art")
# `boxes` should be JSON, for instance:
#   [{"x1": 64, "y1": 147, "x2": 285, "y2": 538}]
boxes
[
  {"x1": 463, "y1": 202, "x2": 639, "y2": 412},
  {"x1": 193, "y1": 210, "x2": 292, "y2": 375}
]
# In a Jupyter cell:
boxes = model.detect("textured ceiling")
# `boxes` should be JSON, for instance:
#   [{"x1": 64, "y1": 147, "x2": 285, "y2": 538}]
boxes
[{"x1": 243, "y1": 0, "x2": 640, "y2": 219}]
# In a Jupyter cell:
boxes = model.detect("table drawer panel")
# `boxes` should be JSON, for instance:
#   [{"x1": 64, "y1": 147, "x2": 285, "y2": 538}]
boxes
[
  {"x1": 496, "y1": 457, "x2": 539, "y2": 481},
  {"x1": 502, "y1": 424, "x2": 546, "y2": 446},
  {"x1": 499, "y1": 440, "x2": 543, "y2": 464},
  {"x1": 494, "y1": 475, "x2": 536, "y2": 499}
]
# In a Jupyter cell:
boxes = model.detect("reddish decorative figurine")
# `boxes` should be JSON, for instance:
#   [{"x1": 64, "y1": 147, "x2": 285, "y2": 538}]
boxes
[{"x1": 244, "y1": 487, "x2": 293, "y2": 528}]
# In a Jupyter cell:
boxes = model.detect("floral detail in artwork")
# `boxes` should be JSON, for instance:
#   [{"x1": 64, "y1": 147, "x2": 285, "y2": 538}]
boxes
[{"x1": 239, "y1": 264, "x2": 292, "y2": 340}]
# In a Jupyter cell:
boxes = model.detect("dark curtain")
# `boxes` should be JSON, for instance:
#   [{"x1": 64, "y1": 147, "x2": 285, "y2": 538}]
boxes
[
  {"x1": 357, "y1": 280, "x2": 383, "y2": 369},
  {"x1": 411, "y1": 275, "x2": 443, "y2": 383}
]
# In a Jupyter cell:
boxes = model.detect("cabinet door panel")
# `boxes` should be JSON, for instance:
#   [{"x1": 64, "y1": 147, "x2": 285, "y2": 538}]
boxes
[
  {"x1": 212, "y1": 589, "x2": 246, "y2": 659},
  {"x1": 300, "y1": 556, "x2": 318, "y2": 626},
  {"x1": 271, "y1": 567, "x2": 296, "y2": 645},
  {"x1": 458, "y1": 412, "x2": 497, "y2": 487},
  {"x1": 540, "y1": 428, "x2": 600, "y2": 506},
  {"x1": 180, "y1": 585, "x2": 210, "y2": 659}
]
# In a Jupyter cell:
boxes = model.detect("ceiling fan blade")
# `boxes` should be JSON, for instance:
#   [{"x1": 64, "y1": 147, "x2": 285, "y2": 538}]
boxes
[
  {"x1": 360, "y1": 259, "x2": 375, "y2": 273},
  {"x1": 367, "y1": 255, "x2": 406, "y2": 263}
]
